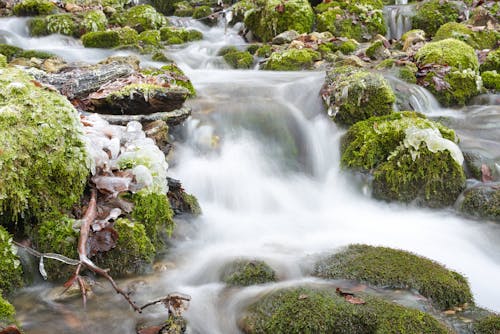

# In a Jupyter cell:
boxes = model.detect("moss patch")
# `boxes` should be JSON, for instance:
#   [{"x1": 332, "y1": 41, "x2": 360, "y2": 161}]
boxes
[
  {"x1": 81, "y1": 10, "x2": 108, "y2": 33},
  {"x1": 125, "y1": 5, "x2": 167, "y2": 32},
  {"x1": 132, "y1": 192, "x2": 174, "y2": 246},
  {"x1": 459, "y1": 185, "x2": 500, "y2": 222},
  {"x1": 222, "y1": 259, "x2": 276, "y2": 286},
  {"x1": 0, "y1": 227, "x2": 23, "y2": 292},
  {"x1": 434, "y1": 22, "x2": 499, "y2": 50},
  {"x1": 223, "y1": 50, "x2": 254, "y2": 69},
  {"x1": 482, "y1": 71, "x2": 500, "y2": 91},
  {"x1": 480, "y1": 49, "x2": 500, "y2": 73},
  {"x1": 474, "y1": 315, "x2": 500, "y2": 334},
  {"x1": 415, "y1": 38, "x2": 479, "y2": 72},
  {"x1": 0, "y1": 293, "x2": 16, "y2": 328},
  {"x1": 412, "y1": 0, "x2": 460, "y2": 37},
  {"x1": 13, "y1": 0, "x2": 56, "y2": 16},
  {"x1": 82, "y1": 30, "x2": 121, "y2": 48},
  {"x1": 314, "y1": 244, "x2": 473, "y2": 310},
  {"x1": 263, "y1": 48, "x2": 320, "y2": 71}
]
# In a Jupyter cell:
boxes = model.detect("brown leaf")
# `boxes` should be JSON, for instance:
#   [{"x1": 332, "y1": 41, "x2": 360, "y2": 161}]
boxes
[
  {"x1": 345, "y1": 295, "x2": 366, "y2": 305},
  {"x1": 137, "y1": 326, "x2": 162, "y2": 334},
  {"x1": 0, "y1": 326, "x2": 22, "y2": 334},
  {"x1": 275, "y1": 3, "x2": 284, "y2": 13},
  {"x1": 87, "y1": 227, "x2": 118, "y2": 257},
  {"x1": 481, "y1": 164, "x2": 493, "y2": 182},
  {"x1": 336, "y1": 287, "x2": 354, "y2": 297},
  {"x1": 298, "y1": 294, "x2": 309, "y2": 300}
]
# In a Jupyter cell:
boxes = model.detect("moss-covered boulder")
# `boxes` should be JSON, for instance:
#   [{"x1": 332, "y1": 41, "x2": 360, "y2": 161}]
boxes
[
  {"x1": 141, "y1": 64, "x2": 196, "y2": 97},
  {"x1": 0, "y1": 227, "x2": 23, "y2": 292},
  {"x1": 316, "y1": 0, "x2": 386, "y2": 42},
  {"x1": 244, "y1": 0, "x2": 314, "y2": 42},
  {"x1": 159, "y1": 27, "x2": 203, "y2": 45},
  {"x1": 240, "y1": 286, "x2": 451, "y2": 333},
  {"x1": 480, "y1": 48, "x2": 500, "y2": 73},
  {"x1": 458, "y1": 184, "x2": 500, "y2": 222},
  {"x1": 474, "y1": 315, "x2": 500, "y2": 334},
  {"x1": 314, "y1": 244, "x2": 473, "y2": 310},
  {"x1": 341, "y1": 112, "x2": 456, "y2": 171},
  {"x1": 434, "y1": 22, "x2": 499, "y2": 50},
  {"x1": 263, "y1": 48, "x2": 320, "y2": 71},
  {"x1": 132, "y1": 192, "x2": 174, "y2": 246},
  {"x1": 0, "y1": 44, "x2": 56, "y2": 62},
  {"x1": 45, "y1": 14, "x2": 78, "y2": 36},
  {"x1": 12, "y1": 0, "x2": 56, "y2": 16},
  {"x1": 0, "y1": 54, "x2": 6, "y2": 68},
  {"x1": 139, "y1": 30, "x2": 161, "y2": 47},
  {"x1": 321, "y1": 66, "x2": 395, "y2": 126},
  {"x1": 0, "y1": 67, "x2": 88, "y2": 226},
  {"x1": 365, "y1": 40, "x2": 389, "y2": 60},
  {"x1": 192, "y1": 5, "x2": 216, "y2": 26},
  {"x1": 415, "y1": 39, "x2": 480, "y2": 106},
  {"x1": 125, "y1": 5, "x2": 167, "y2": 32},
  {"x1": 93, "y1": 218, "x2": 155, "y2": 276},
  {"x1": 412, "y1": 0, "x2": 460, "y2": 37},
  {"x1": 221, "y1": 259, "x2": 276, "y2": 286},
  {"x1": 482, "y1": 71, "x2": 500, "y2": 91},
  {"x1": 376, "y1": 59, "x2": 418, "y2": 84},
  {"x1": 81, "y1": 10, "x2": 108, "y2": 33},
  {"x1": 82, "y1": 30, "x2": 121, "y2": 48},
  {"x1": 223, "y1": 50, "x2": 254, "y2": 69},
  {"x1": 0, "y1": 293, "x2": 16, "y2": 329},
  {"x1": 173, "y1": 1, "x2": 194, "y2": 16}
]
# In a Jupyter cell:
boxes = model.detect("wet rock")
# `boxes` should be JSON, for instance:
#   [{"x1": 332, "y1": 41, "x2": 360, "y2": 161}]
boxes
[
  {"x1": 458, "y1": 183, "x2": 500, "y2": 222},
  {"x1": 98, "y1": 106, "x2": 191, "y2": 126},
  {"x1": 263, "y1": 48, "x2": 321, "y2": 71},
  {"x1": 221, "y1": 259, "x2": 276, "y2": 286},
  {"x1": 272, "y1": 30, "x2": 299, "y2": 45},
  {"x1": 144, "y1": 120, "x2": 170, "y2": 152},
  {"x1": 167, "y1": 177, "x2": 202, "y2": 216},
  {"x1": 365, "y1": 40, "x2": 390, "y2": 60}
]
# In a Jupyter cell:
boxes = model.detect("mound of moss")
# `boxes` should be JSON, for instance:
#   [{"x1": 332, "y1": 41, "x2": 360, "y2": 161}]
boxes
[
  {"x1": 474, "y1": 315, "x2": 500, "y2": 334},
  {"x1": 314, "y1": 244, "x2": 473, "y2": 310},
  {"x1": 240, "y1": 286, "x2": 450, "y2": 333},
  {"x1": 93, "y1": 218, "x2": 155, "y2": 277},
  {"x1": 0, "y1": 227, "x2": 23, "y2": 292},
  {"x1": 0, "y1": 293, "x2": 16, "y2": 329},
  {"x1": 0, "y1": 55, "x2": 6, "y2": 68},
  {"x1": 139, "y1": 30, "x2": 161, "y2": 47},
  {"x1": 223, "y1": 50, "x2": 254, "y2": 69},
  {"x1": 81, "y1": 10, "x2": 108, "y2": 33},
  {"x1": 482, "y1": 71, "x2": 500, "y2": 91},
  {"x1": 458, "y1": 184, "x2": 500, "y2": 222},
  {"x1": 44, "y1": 14, "x2": 78, "y2": 37},
  {"x1": 159, "y1": 27, "x2": 203, "y2": 45},
  {"x1": 141, "y1": 64, "x2": 196, "y2": 97},
  {"x1": 82, "y1": 30, "x2": 121, "y2": 48},
  {"x1": 244, "y1": 0, "x2": 314, "y2": 42},
  {"x1": 415, "y1": 39, "x2": 480, "y2": 106},
  {"x1": 132, "y1": 192, "x2": 174, "y2": 246},
  {"x1": 434, "y1": 22, "x2": 499, "y2": 50},
  {"x1": 125, "y1": 5, "x2": 167, "y2": 32},
  {"x1": 412, "y1": 0, "x2": 460, "y2": 37},
  {"x1": 0, "y1": 44, "x2": 55, "y2": 61},
  {"x1": 12, "y1": 0, "x2": 56, "y2": 16},
  {"x1": 263, "y1": 48, "x2": 320, "y2": 71},
  {"x1": 316, "y1": 0, "x2": 386, "y2": 42},
  {"x1": 321, "y1": 66, "x2": 395, "y2": 126},
  {"x1": 0, "y1": 67, "x2": 89, "y2": 226},
  {"x1": 193, "y1": 6, "x2": 216, "y2": 26},
  {"x1": 480, "y1": 48, "x2": 500, "y2": 73},
  {"x1": 222, "y1": 259, "x2": 276, "y2": 286},
  {"x1": 341, "y1": 112, "x2": 456, "y2": 171}
]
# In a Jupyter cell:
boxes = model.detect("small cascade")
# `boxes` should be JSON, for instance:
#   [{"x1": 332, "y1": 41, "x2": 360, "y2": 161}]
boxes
[{"x1": 383, "y1": 0, "x2": 415, "y2": 40}]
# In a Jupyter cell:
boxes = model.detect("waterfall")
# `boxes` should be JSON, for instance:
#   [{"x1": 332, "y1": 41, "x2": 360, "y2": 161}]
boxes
[{"x1": 383, "y1": 1, "x2": 415, "y2": 40}]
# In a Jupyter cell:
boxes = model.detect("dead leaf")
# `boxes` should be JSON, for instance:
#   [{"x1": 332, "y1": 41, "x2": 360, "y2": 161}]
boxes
[
  {"x1": 344, "y1": 294, "x2": 366, "y2": 305},
  {"x1": 336, "y1": 287, "x2": 354, "y2": 297},
  {"x1": 137, "y1": 326, "x2": 162, "y2": 334},
  {"x1": 481, "y1": 164, "x2": 493, "y2": 182},
  {"x1": 87, "y1": 227, "x2": 119, "y2": 257},
  {"x1": 0, "y1": 326, "x2": 22, "y2": 334},
  {"x1": 275, "y1": 3, "x2": 284, "y2": 13},
  {"x1": 298, "y1": 294, "x2": 309, "y2": 300}
]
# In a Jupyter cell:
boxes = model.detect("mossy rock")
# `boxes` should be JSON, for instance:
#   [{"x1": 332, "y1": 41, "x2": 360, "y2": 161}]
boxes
[
  {"x1": 474, "y1": 315, "x2": 500, "y2": 334},
  {"x1": 12, "y1": 0, "x2": 56, "y2": 16},
  {"x1": 33, "y1": 217, "x2": 79, "y2": 281},
  {"x1": 480, "y1": 48, "x2": 500, "y2": 73},
  {"x1": 141, "y1": 64, "x2": 196, "y2": 97},
  {"x1": 81, "y1": 10, "x2": 108, "y2": 33},
  {"x1": 244, "y1": 0, "x2": 314, "y2": 42},
  {"x1": 425, "y1": 67, "x2": 480, "y2": 107},
  {"x1": 0, "y1": 44, "x2": 23, "y2": 61},
  {"x1": 315, "y1": 1, "x2": 386, "y2": 42},
  {"x1": 132, "y1": 192, "x2": 174, "y2": 246},
  {"x1": 458, "y1": 184, "x2": 500, "y2": 222},
  {"x1": 365, "y1": 40, "x2": 388, "y2": 60},
  {"x1": 139, "y1": 30, "x2": 161, "y2": 46},
  {"x1": 482, "y1": 71, "x2": 500, "y2": 91},
  {"x1": 415, "y1": 38, "x2": 479, "y2": 72},
  {"x1": 192, "y1": 5, "x2": 216, "y2": 26},
  {"x1": 180, "y1": 192, "x2": 202, "y2": 215},
  {"x1": 0, "y1": 43, "x2": 55, "y2": 60},
  {"x1": 223, "y1": 50, "x2": 254, "y2": 69},
  {"x1": 0, "y1": 55, "x2": 6, "y2": 68},
  {"x1": 263, "y1": 48, "x2": 320, "y2": 71},
  {"x1": 314, "y1": 244, "x2": 473, "y2": 310},
  {"x1": 117, "y1": 26, "x2": 140, "y2": 45},
  {"x1": 159, "y1": 27, "x2": 203, "y2": 44},
  {"x1": 434, "y1": 22, "x2": 499, "y2": 50},
  {"x1": 255, "y1": 45, "x2": 272, "y2": 58},
  {"x1": 149, "y1": 0, "x2": 181, "y2": 15},
  {"x1": 0, "y1": 68, "x2": 89, "y2": 226},
  {"x1": 125, "y1": 5, "x2": 167, "y2": 32},
  {"x1": 173, "y1": 1, "x2": 194, "y2": 16},
  {"x1": 45, "y1": 14, "x2": 78, "y2": 36},
  {"x1": 93, "y1": 218, "x2": 155, "y2": 277},
  {"x1": 221, "y1": 259, "x2": 276, "y2": 286},
  {"x1": 0, "y1": 293, "x2": 16, "y2": 329},
  {"x1": 0, "y1": 227, "x2": 23, "y2": 292},
  {"x1": 29, "y1": 17, "x2": 48, "y2": 36},
  {"x1": 321, "y1": 66, "x2": 395, "y2": 126},
  {"x1": 340, "y1": 112, "x2": 456, "y2": 171},
  {"x1": 412, "y1": 0, "x2": 460, "y2": 37},
  {"x1": 82, "y1": 30, "x2": 121, "y2": 48},
  {"x1": 240, "y1": 286, "x2": 450, "y2": 333}
]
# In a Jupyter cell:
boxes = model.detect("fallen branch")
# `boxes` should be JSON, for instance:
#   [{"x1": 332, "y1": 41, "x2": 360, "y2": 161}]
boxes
[{"x1": 140, "y1": 293, "x2": 191, "y2": 317}]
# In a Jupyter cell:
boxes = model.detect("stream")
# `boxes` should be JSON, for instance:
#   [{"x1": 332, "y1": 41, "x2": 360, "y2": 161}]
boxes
[{"x1": 1, "y1": 10, "x2": 500, "y2": 334}]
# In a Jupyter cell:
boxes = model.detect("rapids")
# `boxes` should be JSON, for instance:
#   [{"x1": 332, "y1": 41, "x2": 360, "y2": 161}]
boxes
[{"x1": 1, "y1": 13, "x2": 499, "y2": 334}]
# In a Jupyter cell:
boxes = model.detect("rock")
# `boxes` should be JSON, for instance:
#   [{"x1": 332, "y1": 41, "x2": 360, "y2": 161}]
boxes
[
  {"x1": 12, "y1": 0, "x2": 56, "y2": 16},
  {"x1": 240, "y1": 286, "x2": 450, "y2": 334},
  {"x1": 272, "y1": 30, "x2": 300, "y2": 45},
  {"x1": 192, "y1": 6, "x2": 217, "y2": 26},
  {"x1": 125, "y1": 4, "x2": 167, "y2": 32},
  {"x1": 244, "y1": 0, "x2": 314, "y2": 42},
  {"x1": 159, "y1": 27, "x2": 203, "y2": 45},
  {"x1": 263, "y1": 48, "x2": 321, "y2": 71},
  {"x1": 97, "y1": 107, "x2": 192, "y2": 126},
  {"x1": 0, "y1": 227, "x2": 23, "y2": 292},
  {"x1": 313, "y1": 244, "x2": 473, "y2": 310},
  {"x1": 458, "y1": 184, "x2": 500, "y2": 222},
  {"x1": 144, "y1": 120, "x2": 169, "y2": 152},
  {"x1": 167, "y1": 177, "x2": 202, "y2": 216},
  {"x1": 365, "y1": 40, "x2": 390, "y2": 60},
  {"x1": 81, "y1": 10, "x2": 108, "y2": 33},
  {"x1": 480, "y1": 48, "x2": 500, "y2": 73},
  {"x1": 221, "y1": 259, "x2": 276, "y2": 286},
  {"x1": 482, "y1": 70, "x2": 500, "y2": 91},
  {"x1": 223, "y1": 50, "x2": 254, "y2": 69},
  {"x1": 434, "y1": 22, "x2": 499, "y2": 50},
  {"x1": 321, "y1": 66, "x2": 395, "y2": 126},
  {"x1": 412, "y1": 0, "x2": 461, "y2": 37},
  {"x1": 469, "y1": 5, "x2": 498, "y2": 27},
  {"x1": 401, "y1": 29, "x2": 425, "y2": 52}
]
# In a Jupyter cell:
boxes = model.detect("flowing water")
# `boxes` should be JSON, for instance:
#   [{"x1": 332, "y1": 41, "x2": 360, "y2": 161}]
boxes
[
  {"x1": 383, "y1": 0, "x2": 414, "y2": 40},
  {"x1": 1, "y1": 15, "x2": 500, "y2": 334}
]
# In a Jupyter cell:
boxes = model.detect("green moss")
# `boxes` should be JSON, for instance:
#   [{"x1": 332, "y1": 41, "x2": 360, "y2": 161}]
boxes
[
  {"x1": 243, "y1": 0, "x2": 314, "y2": 42},
  {"x1": 34, "y1": 217, "x2": 78, "y2": 281},
  {"x1": 0, "y1": 293, "x2": 16, "y2": 328},
  {"x1": 434, "y1": 22, "x2": 499, "y2": 50},
  {"x1": 459, "y1": 185, "x2": 500, "y2": 222},
  {"x1": 480, "y1": 49, "x2": 500, "y2": 73},
  {"x1": 314, "y1": 244, "x2": 473, "y2": 310},
  {"x1": 82, "y1": 30, "x2": 121, "y2": 48},
  {"x1": 29, "y1": 17, "x2": 48, "y2": 36},
  {"x1": 474, "y1": 315, "x2": 500, "y2": 334},
  {"x1": 0, "y1": 55, "x2": 6, "y2": 68},
  {"x1": 340, "y1": 40, "x2": 357, "y2": 54},
  {"x1": 223, "y1": 50, "x2": 254, "y2": 69},
  {"x1": 482, "y1": 71, "x2": 500, "y2": 91},
  {"x1": 366, "y1": 40, "x2": 384, "y2": 59},
  {"x1": 93, "y1": 218, "x2": 155, "y2": 277},
  {"x1": 132, "y1": 192, "x2": 174, "y2": 246},
  {"x1": 322, "y1": 66, "x2": 395, "y2": 126},
  {"x1": 0, "y1": 44, "x2": 23, "y2": 61},
  {"x1": 173, "y1": 1, "x2": 193, "y2": 16},
  {"x1": 18, "y1": 50, "x2": 55, "y2": 59},
  {"x1": 222, "y1": 259, "x2": 276, "y2": 286},
  {"x1": 192, "y1": 5, "x2": 213, "y2": 25},
  {"x1": 415, "y1": 38, "x2": 479, "y2": 72},
  {"x1": 125, "y1": 5, "x2": 167, "y2": 31},
  {"x1": 81, "y1": 10, "x2": 108, "y2": 33},
  {"x1": 398, "y1": 65, "x2": 417, "y2": 84},
  {"x1": 426, "y1": 68, "x2": 480, "y2": 106},
  {"x1": 159, "y1": 27, "x2": 202, "y2": 44},
  {"x1": 139, "y1": 30, "x2": 161, "y2": 46},
  {"x1": 158, "y1": 64, "x2": 195, "y2": 96},
  {"x1": 263, "y1": 48, "x2": 320, "y2": 71},
  {"x1": 12, "y1": 0, "x2": 56, "y2": 16},
  {"x1": 0, "y1": 227, "x2": 23, "y2": 292},
  {"x1": 181, "y1": 192, "x2": 202, "y2": 215},
  {"x1": 45, "y1": 14, "x2": 78, "y2": 36},
  {"x1": 340, "y1": 112, "x2": 455, "y2": 171},
  {"x1": 240, "y1": 285, "x2": 450, "y2": 334},
  {"x1": 0, "y1": 68, "x2": 89, "y2": 225},
  {"x1": 255, "y1": 45, "x2": 272, "y2": 58},
  {"x1": 117, "y1": 26, "x2": 140, "y2": 45},
  {"x1": 149, "y1": 0, "x2": 180, "y2": 15},
  {"x1": 412, "y1": 0, "x2": 460, "y2": 37}
]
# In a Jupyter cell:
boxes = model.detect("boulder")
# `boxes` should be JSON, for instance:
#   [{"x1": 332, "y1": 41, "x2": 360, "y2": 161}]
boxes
[
  {"x1": 458, "y1": 184, "x2": 500, "y2": 222},
  {"x1": 412, "y1": 0, "x2": 460, "y2": 37},
  {"x1": 263, "y1": 48, "x2": 320, "y2": 71},
  {"x1": 221, "y1": 259, "x2": 276, "y2": 286}
]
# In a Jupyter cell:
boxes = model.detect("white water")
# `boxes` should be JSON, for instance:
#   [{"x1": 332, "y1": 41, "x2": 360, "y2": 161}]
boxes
[
  {"x1": 2, "y1": 16, "x2": 500, "y2": 334},
  {"x1": 383, "y1": 1, "x2": 415, "y2": 40}
]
